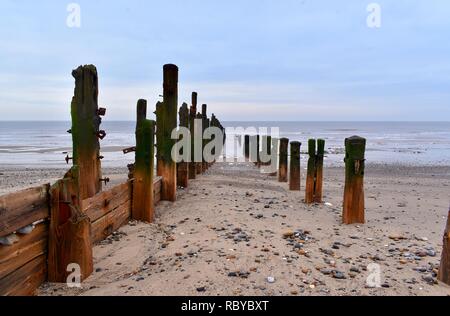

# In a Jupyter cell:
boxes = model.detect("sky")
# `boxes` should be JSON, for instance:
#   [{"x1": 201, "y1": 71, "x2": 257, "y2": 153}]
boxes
[{"x1": 0, "y1": 0, "x2": 449, "y2": 121}]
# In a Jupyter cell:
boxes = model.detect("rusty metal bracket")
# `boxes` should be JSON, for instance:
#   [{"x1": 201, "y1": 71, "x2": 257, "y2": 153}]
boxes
[{"x1": 123, "y1": 146, "x2": 136, "y2": 154}]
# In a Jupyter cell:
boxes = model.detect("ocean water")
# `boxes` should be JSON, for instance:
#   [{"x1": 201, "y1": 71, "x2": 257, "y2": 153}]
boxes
[{"x1": 0, "y1": 121, "x2": 449, "y2": 168}]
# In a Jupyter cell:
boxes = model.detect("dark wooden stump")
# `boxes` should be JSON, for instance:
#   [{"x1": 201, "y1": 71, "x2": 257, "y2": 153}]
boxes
[
  {"x1": 278, "y1": 138, "x2": 289, "y2": 182},
  {"x1": 343, "y1": 136, "x2": 366, "y2": 224},
  {"x1": 177, "y1": 103, "x2": 189, "y2": 188},
  {"x1": 438, "y1": 209, "x2": 450, "y2": 285},
  {"x1": 289, "y1": 142, "x2": 301, "y2": 191},
  {"x1": 189, "y1": 92, "x2": 197, "y2": 179}
]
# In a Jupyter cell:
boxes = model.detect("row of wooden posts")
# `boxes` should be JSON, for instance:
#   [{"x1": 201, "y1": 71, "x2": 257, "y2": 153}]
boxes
[
  {"x1": 244, "y1": 135, "x2": 450, "y2": 286},
  {"x1": 243, "y1": 135, "x2": 366, "y2": 225},
  {"x1": 48, "y1": 64, "x2": 225, "y2": 283}
]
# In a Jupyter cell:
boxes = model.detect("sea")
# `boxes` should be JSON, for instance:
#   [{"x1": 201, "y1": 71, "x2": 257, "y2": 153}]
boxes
[{"x1": 0, "y1": 121, "x2": 449, "y2": 168}]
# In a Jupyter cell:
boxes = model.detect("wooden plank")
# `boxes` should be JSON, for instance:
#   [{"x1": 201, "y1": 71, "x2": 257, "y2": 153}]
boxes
[
  {"x1": 91, "y1": 200, "x2": 131, "y2": 244},
  {"x1": 0, "y1": 184, "x2": 49, "y2": 237},
  {"x1": 0, "y1": 222, "x2": 48, "y2": 280},
  {"x1": 0, "y1": 254, "x2": 47, "y2": 296},
  {"x1": 154, "y1": 177, "x2": 162, "y2": 195},
  {"x1": 83, "y1": 182, "x2": 131, "y2": 223}
]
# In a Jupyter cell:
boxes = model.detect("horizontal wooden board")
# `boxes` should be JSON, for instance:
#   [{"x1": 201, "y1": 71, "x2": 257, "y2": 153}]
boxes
[
  {"x1": 0, "y1": 184, "x2": 50, "y2": 237},
  {"x1": 91, "y1": 200, "x2": 131, "y2": 244},
  {"x1": 0, "y1": 222, "x2": 48, "y2": 280},
  {"x1": 154, "y1": 176, "x2": 162, "y2": 196},
  {"x1": 83, "y1": 182, "x2": 132, "y2": 223},
  {"x1": 0, "y1": 254, "x2": 47, "y2": 296}
]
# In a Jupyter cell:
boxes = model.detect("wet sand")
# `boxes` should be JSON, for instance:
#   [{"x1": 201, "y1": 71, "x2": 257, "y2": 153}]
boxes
[{"x1": 19, "y1": 162, "x2": 450, "y2": 296}]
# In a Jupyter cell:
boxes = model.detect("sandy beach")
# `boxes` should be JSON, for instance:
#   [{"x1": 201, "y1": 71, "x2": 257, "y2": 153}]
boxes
[{"x1": 9, "y1": 161, "x2": 445, "y2": 296}]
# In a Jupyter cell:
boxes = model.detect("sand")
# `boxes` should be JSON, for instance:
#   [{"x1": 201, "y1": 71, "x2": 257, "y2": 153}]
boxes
[{"x1": 2, "y1": 162, "x2": 450, "y2": 296}]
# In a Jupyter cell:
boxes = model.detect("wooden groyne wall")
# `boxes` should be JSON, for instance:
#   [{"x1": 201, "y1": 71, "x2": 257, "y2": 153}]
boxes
[{"x1": 0, "y1": 64, "x2": 224, "y2": 295}]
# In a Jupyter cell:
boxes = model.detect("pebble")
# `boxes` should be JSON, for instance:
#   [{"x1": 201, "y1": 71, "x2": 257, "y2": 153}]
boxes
[
  {"x1": 267, "y1": 276, "x2": 275, "y2": 284},
  {"x1": 332, "y1": 271, "x2": 347, "y2": 280}
]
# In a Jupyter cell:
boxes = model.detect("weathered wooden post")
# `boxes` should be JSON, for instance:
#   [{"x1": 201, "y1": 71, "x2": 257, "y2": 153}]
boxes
[
  {"x1": 177, "y1": 103, "x2": 189, "y2": 188},
  {"x1": 314, "y1": 139, "x2": 325, "y2": 203},
  {"x1": 289, "y1": 141, "x2": 301, "y2": 191},
  {"x1": 244, "y1": 135, "x2": 250, "y2": 161},
  {"x1": 305, "y1": 139, "x2": 316, "y2": 204},
  {"x1": 202, "y1": 104, "x2": 208, "y2": 172},
  {"x1": 70, "y1": 64, "x2": 104, "y2": 200},
  {"x1": 132, "y1": 99, "x2": 155, "y2": 222},
  {"x1": 438, "y1": 208, "x2": 450, "y2": 285},
  {"x1": 48, "y1": 64, "x2": 104, "y2": 282},
  {"x1": 256, "y1": 135, "x2": 261, "y2": 167},
  {"x1": 342, "y1": 136, "x2": 366, "y2": 224},
  {"x1": 189, "y1": 92, "x2": 197, "y2": 179},
  {"x1": 278, "y1": 138, "x2": 289, "y2": 182},
  {"x1": 195, "y1": 112, "x2": 203, "y2": 174},
  {"x1": 156, "y1": 64, "x2": 178, "y2": 202}
]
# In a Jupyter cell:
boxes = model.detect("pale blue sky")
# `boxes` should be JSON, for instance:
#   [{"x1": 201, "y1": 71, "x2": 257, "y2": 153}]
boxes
[{"x1": 0, "y1": 0, "x2": 449, "y2": 121}]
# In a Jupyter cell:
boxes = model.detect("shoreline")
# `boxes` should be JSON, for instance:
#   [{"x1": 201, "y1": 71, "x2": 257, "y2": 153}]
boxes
[{"x1": 1, "y1": 163, "x2": 450, "y2": 196}]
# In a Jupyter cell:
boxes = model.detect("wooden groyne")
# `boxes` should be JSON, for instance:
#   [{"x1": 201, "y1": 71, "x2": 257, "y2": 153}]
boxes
[
  {"x1": 2, "y1": 65, "x2": 450, "y2": 296},
  {"x1": 0, "y1": 64, "x2": 224, "y2": 295}
]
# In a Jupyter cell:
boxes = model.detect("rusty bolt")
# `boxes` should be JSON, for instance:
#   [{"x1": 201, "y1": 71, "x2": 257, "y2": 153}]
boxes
[
  {"x1": 96, "y1": 130, "x2": 107, "y2": 140},
  {"x1": 99, "y1": 177, "x2": 110, "y2": 185},
  {"x1": 65, "y1": 154, "x2": 73, "y2": 164},
  {"x1": 97, "y1": 108, "x2": 107, "y2": 116}
]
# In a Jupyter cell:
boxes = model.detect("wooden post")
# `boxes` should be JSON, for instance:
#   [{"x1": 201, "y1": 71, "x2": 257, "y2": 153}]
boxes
[
  {"x1": 177, "y1": 103, "x2": 189, "y2": 188},
  {"x1": 202, "y1": 104, "x2": 208, "y2": 172},
  {"x1": 132, "y1": 100, "x2": 155, "y2": 222},
  {"x1": 342, "y1": 136, "x2": 366, "y2": 224},
  {"x1": 314, "y1": 139, "x2": 325, "y2": 203},
  {"x1": 196, "y1": 112, "x2": 203, "y2": 174},
  {"x1": 70, "y1": 65, "x2": 103, "y2": 200},
  {"x1": 305, "y1": 139, "x2": 316, "y2": 204},
  {"x1": 244, "y1": 135, "x2": 250, "y2": 161},
  {"x1": 256, "y1": 135, "x2": 261, "y2": 167},
  {"x1": 268, "y1": 137, "x2": 278, "y2": 176},
  {"x1": 278, "y1": 138, "x2": 289, "y2": 182},
  {"x1": 156, "y1": 64, "x2": 178, "y2": 202},
  {"x1": 48, "y1": 167, "x2": 93, "y2": 282},
  {"x1": 189, "y1": 93, "x2": 197, "y2": 179},
  {"x1": 438, "y1": 208, "x2": 450, "y2": 285},
  {"x1": 289, "y1": 142, "x2": 301, "y2": 191}
]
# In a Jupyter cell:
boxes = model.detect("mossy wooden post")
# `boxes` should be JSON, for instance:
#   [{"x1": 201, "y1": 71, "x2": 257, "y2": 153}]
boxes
[
  {"x1": 48, "y1": 167, "x2": 93, "y2": 283},
  {"x1": 244, "y1": 135, "x2": 250, "y2": 161},
  {"x1": 70, "y1": 65, "x2": 103, "y2": 200},
  {"x1": 195, "y1": 112, "x2": 203, "y2": 174},
  {"x1": 314, "y1": 139, "x2": 325, "y2": 203},
  {"x1": 132, "y1": 99, "x2": 155, "y2": 222},
  {"x1": 438, "y1": 208, "x2": 450, "y2": 285},
  {"x1": 278, "y1": 138, "x2": 289, "y2": 182},
  {"x1": 342, "y1": 136, "x2": 366, "y2": 224},
  {"x1": 189, "y1": 92, "x2": 197, "y2": 179},
  {"x1": 202, "y1": 104, "x2": 208, "y2": 172},
  {"x1": 305, "y1": 139, "x2": 316, "y2": 204},
  {"x1": 156, "y1": 64, "x2": 178, "y2": 202},
  {"x1": 289, "y1": 141, "x2": 301, "y2": 191},
  {"x1": 177, "y1": 103, "x2": 189, "y2": 188}
]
